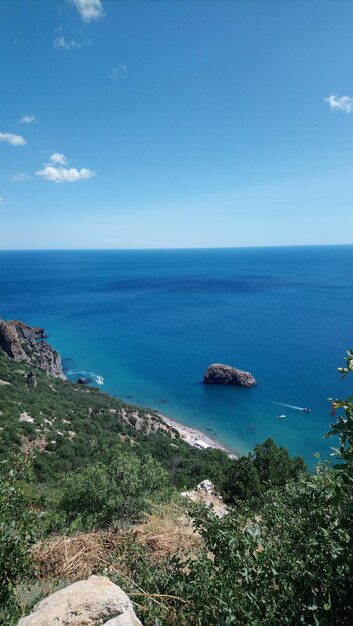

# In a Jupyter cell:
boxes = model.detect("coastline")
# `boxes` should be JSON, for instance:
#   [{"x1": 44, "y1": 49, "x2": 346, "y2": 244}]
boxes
[{"x1": 160, "y1": 413, "x2": 239, "y2": 459}]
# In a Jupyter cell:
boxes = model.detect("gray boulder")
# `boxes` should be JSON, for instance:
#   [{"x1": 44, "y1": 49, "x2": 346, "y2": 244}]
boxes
[
  {"x1": 203, "y1": 363, "x2": 256, "y2": 387},
  {"x1": 17, "y1": 575, "x2": 142, "y2": 626}
]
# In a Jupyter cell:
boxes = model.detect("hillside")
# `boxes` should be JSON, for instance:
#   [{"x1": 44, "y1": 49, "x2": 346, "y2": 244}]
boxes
[
  {"x1": 2, "y1": 320, "x2": 352, "y2": 626},
  {"x1": 0, "y1": 320, "x2": 234, "y2": 489}
]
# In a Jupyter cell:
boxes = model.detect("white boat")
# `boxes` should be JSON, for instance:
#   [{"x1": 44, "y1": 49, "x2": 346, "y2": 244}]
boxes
[{"x1": 276, "y1": 414, "x2": 286, "y2": 419}]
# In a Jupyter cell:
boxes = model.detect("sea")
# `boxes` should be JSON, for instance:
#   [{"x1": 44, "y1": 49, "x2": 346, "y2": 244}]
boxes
[{"x1": 1, "y1": 245, "x2": 353, "y2": 467}]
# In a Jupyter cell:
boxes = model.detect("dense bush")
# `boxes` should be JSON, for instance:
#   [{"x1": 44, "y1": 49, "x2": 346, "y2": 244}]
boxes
[
  {"x1": 115, "y1": 465, "x2": 353, "y2": 625},
  {"x1": 48, "y1": 448, "x2": 173, "y2": 532},
  {"x1": 0, "y1": 456, "x2": 38, "y2": 625},
  {"x1": 222, "y1": 437, "x2": 306, "y2": 506}
]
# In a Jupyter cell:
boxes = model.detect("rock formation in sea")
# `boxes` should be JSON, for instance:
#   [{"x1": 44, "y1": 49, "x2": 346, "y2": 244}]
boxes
[
  {"x1": 0, "y1": 318, "x2": 66, "y2": 380},
  {"x1": 203, "y1": 363, "x2": 256, "y2": 387},
  {"x1": 17, "y1": 575, "x2": 142, "y2": 626}
]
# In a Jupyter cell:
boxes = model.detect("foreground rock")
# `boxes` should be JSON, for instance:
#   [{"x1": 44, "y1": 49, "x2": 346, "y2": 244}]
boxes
[
  {"x1": 17, "y1": 575, "x2": 142, "y2": 626},
  {"x1": 203, "y1": 363, "x2": 256, "y2": 387},
  {"x1": 181, "y1": 479, "x2": 228, "y2": 518},
  {"x1": 0, "y1": 318, "x2": 65, "y2": 379}
]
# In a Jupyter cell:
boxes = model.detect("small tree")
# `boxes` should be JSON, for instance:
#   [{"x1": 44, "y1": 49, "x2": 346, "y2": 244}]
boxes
[{"x1": 222, "y1": 437, "x2": 306, "y2": 505}]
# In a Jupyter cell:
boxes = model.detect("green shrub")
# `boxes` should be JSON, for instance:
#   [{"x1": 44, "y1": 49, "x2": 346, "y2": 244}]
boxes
[
  {"x1": 0, "y1": 456, "x2": 39, "y2": 625},
  {"x1": 50, "y1": 447, "x2": 173, "y2": 532},
  {"x1": 222, "y1": 437, "x2": 306, "y2": 506}
]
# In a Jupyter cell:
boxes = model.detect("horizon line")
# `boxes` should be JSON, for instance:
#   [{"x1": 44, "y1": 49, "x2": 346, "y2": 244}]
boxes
[{"x1": 0, "y1": 243, "x2": 353, "y2": 252}]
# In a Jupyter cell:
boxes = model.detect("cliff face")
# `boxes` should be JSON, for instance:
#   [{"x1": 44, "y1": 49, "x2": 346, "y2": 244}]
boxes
[{"x1": 0, "y1": 319, "x2": 66, "y2": 380}]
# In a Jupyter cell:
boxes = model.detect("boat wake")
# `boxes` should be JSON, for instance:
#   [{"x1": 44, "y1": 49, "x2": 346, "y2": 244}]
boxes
[
  {"x1": 271, "y1": 401, "x2": 307, "y2": 411},
  {"x1": 67, "y1": 369, "x2": 104, "y2": 385}
]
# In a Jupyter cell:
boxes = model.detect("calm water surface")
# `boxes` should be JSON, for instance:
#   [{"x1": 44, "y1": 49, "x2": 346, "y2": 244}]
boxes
[{"x1": 1, "y1": 246, "x2": 352, "y2": 465}]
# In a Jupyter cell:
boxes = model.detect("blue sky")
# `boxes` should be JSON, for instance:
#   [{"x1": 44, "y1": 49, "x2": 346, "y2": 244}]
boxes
[{"x1": 1, "y1": 0, "x2": 353, "y2": 249}]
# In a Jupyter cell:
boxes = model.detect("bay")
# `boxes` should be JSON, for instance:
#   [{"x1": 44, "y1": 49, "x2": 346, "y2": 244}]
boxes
[{"x1": 1, "y1": 245, "x2": 352, "y2": 465}]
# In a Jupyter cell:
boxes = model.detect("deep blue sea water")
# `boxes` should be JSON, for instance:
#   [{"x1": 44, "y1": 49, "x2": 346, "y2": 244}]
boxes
[{"x1": 1, "y1": 246, "x2": 353, "y2": 466}]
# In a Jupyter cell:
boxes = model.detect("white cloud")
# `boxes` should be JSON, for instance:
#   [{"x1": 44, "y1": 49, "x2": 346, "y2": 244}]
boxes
[
  {"x1": 324, "y1": 94, "x2": 353, "y2": 113},
  {"x1": 19, "y1": 114, "x2": 36, "y2": 124},
  {"x1": 109, "y1": 65, "x2": 127, "y2": 79},
  {"x1": 12, "y1": 172, "x2": 31, "y2": 181},
  {"x1": 71, "y1": 0, "x2": 105, "y2": 23},
  {"x1": 36, "y1": 166, "x2": 95, "y2": 183},
  {"x1": 54, "y1": 36, "x2": 91, "y2": 50},
  {"x1": 0, "y1": 132, "x2": 27, "y2": 146},
  {"x1": 0, "y1": 197, "x2": 2, "y2": 205},
  {"x1": 49, "y1": 152, "x2": 67, "y2": 165}
]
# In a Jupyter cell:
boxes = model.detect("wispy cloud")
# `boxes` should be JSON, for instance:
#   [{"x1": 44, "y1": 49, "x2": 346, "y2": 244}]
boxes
[
  {"x1": 12, "y1": 172, "x2": 32, "y2": 181},
  {"x1": 54, "y1": 36, "x2": 91, "y2": 50},
  {"x1": 19, "y1": 114, "x2": 36, "y2": 124},
  {"x1": 71, "y1": 0, "x2": 105, "y2": 23},
  {"x1": 49, "y1": 152, "x2": 67, "y2": 165},
  {"x1": 36, "y1": 166, "x2": 95, "y2": 183},
  {"x1": 109, "y1": 65, "x2": 127, "y2": 79},
  {"x1": 324, "y1": 94, "x2": 353, "y2": 113},
  {"x1": 0, "y1": 197, "x2": 2, "y2": 205},
  {"x1": 0, "y1": 132, "x2": 27, "y2": 146}
]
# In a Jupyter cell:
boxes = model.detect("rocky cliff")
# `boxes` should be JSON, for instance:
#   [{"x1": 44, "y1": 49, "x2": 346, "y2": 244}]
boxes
[
  {"x1": 0, "y1": 318, "x2": 66, "y2": 379},
  {"x1": 203, "y1": 363, "x2": 256, "y2": 387}
]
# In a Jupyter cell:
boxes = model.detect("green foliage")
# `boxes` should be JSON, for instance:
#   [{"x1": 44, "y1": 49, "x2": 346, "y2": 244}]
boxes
[
  {"x1": 140, "y1": 433, "x2": 230, "y2": 489},
  {"x1": 0, "y1": 455, "x2": 39, "y2": 625},
  {"x1": 117, "y1": 465, "x2": 353, "y2": 626},
  {"x1": 325, "y1": 351, "x2": 353, "y2": 469},
  {"x1": 49, "y1": 448, "x2": 173, "y2": 532},
  {"x1": 336, "y1": 349, "x2": 353, "y2": 379},
  {"x1": 0, "y1": 353, "x2": 231, "y2": 492},
  {"x1": 222, "y1": 437, "x2": 306, "y2": 505},
  {"x1": 223, "y1": 455, "x2": 262, "y2": 502}
]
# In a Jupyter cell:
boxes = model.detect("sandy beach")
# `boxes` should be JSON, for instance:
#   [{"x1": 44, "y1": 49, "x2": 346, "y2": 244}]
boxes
[{"x1": 160, "y1": 414, "x2": 239, "y2": 459}]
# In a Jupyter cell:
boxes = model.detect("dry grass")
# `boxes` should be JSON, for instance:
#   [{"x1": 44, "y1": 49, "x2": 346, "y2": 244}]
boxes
[
  {"x1": 134, "y1": 500, "x2": 202, "y2": 561},
  {"x1": 33, "y1": 531, "x2": 124, "y2": 582},
  {"x1": 33, "y1": 501, "x2": 202, "y2": 583}
]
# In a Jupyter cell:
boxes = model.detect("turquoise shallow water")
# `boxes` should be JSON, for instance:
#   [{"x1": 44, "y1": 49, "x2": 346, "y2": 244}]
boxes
[{"x1": 1, "y1": 246, "x2": 353, "y2": 465}]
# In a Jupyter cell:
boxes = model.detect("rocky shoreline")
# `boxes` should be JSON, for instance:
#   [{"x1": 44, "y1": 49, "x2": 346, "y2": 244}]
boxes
[
  {"x1": 0, "y1": 318, "x2": 66, "y2": 380},
  {"x1": 0, "y1": 316, "x2": 240, "y2": 459},
  {"x1": 160, "y1": 414, "x2": 239, "y2": 459}
]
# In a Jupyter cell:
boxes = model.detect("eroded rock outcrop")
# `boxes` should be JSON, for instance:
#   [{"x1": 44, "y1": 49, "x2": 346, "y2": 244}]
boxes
[
  {"x1": 0, "y1": 318, "x2": 65, "y2": 379},
  {"x1": 17, "y1": 575, "x2": 142, "y2": 626},
  {"x1": 181, "y1": 479, "x2": 228, "y2": 518},
  {"x1": 203, "y1": 363, "x2": 256, "y2": 387}
]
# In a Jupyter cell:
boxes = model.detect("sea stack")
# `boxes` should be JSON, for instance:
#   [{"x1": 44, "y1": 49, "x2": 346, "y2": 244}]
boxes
[{"x1": 203, "y1": 363, "x2": 256, "y2": 387}]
